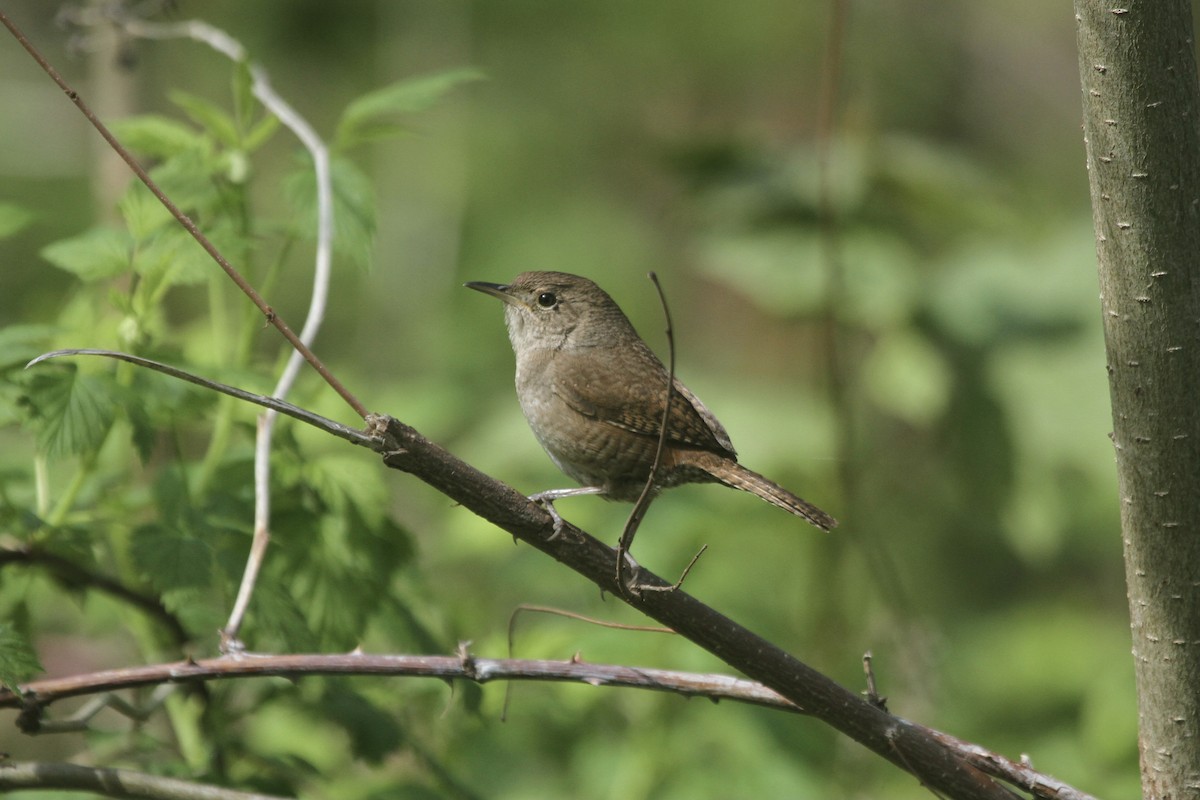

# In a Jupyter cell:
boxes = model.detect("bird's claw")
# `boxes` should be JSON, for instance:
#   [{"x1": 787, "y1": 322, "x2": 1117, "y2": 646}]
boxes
[{"x1": 531, "y1": 494, "x2": 568, "y2": 539}]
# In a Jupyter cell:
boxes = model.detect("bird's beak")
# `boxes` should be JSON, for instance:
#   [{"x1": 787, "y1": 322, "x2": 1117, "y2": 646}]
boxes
[{"x1": 464, "y1": 281, "x2": 522, "y2": 307}]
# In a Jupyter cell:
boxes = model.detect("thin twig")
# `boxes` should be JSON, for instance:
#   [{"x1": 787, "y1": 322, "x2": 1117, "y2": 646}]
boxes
[
  {"x1": 0, "y1": 760, "x2": 287, "y2": 800},
  {"x1": 0, "y1": 650, "x2": 1099, "y2": 799},
  {"x1": 507, "y1": 605, "x2": 675, "y2": 646},
  {"x1": 637, "y1": 544, "x2": 707, "y2": 594},
  {"x1": 502, "y1": 603, "x2": 675, "y2": 720},
  {"x1": 0, "y1": 653, "x2": 802, "y2": 718},
  {"x1": 26, "y1": 350, "x2": 378, "y2": 451},
  {"x1": 616, "y1": 272, "x2": 678, "y2": 592}
]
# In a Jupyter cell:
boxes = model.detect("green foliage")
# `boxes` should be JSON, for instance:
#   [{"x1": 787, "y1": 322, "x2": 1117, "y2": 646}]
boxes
[
  {"x1": 319, "y1": 682, "x2": 406, "y2": 764},
  {"x1": 23, "y1": 365, "x2": 118, "y2": 460},
  {"x1": 109, "y1": 114, "x2": 209, "y2": 158},
  {"x1": 335, "y1": 68, "x2": 486, "y2": 150},
  {"x1": 0, "y1": 39, "x2": 474, "y2": 799},
  {"x1": 285, "y1": 155, "x2": 377, "y2": 269},
  {"x1": 40, "y1": 226, "x2": 132, "y2": 282},
  {"x1": 0, "y1": 620, "x2": 43, "y2": 694},
  {"x1": 130, "y1": 523, "x2": 217, "y2": 591}
]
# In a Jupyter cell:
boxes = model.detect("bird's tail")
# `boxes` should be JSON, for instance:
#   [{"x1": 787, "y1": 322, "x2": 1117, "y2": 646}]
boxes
[{"x1": 690, "y1": 452, "x2": 837, "y2": 531}]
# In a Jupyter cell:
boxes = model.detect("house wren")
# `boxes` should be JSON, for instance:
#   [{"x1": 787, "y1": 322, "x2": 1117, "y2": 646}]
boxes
[{"x1": 465, "y1": 271, "x2": 836, "y2": 531}]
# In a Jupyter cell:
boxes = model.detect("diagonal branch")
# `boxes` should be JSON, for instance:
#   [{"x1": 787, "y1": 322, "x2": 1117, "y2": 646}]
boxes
[{"x1": 372, "y1": 414, "x2": 1024, "y2": 799}]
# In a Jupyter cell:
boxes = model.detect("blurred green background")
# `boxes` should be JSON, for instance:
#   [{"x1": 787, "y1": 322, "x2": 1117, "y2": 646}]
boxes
[{"x1": 0, "y1": 0, "x2": 1158, "y2": 796}]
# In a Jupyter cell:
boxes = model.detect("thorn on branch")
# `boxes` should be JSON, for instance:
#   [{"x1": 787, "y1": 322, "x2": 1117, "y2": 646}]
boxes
[{"x1": 862, "y1": 651, "x2": 888, "y2": 711}]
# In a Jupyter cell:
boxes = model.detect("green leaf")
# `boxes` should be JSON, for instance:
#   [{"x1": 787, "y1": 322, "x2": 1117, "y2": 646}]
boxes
[
  {"x1": 160, "y1": 587, "x2": 226, "y2": 638},
  {"x1": 169, "y1": 89, "x2": 240, "y2": 149},
  {"x1": 132, "y1": 226, "x2": 214, "y2": 287},
  {"x1": 0, "y1": 324, "x2": 57, "y2": 372},
  {"x1": 248, "y1": 583, "x2": 317, "y2": 651},
  {"x1": 303, "y1": 455, "x2": 387, "y2": 527},
  {"x1": 0, "y1": 203, "x2": 35, "y2": 239},
  {"x1": 118, "y1": 184, "x2": 173, "y2": 242},
  {"x1": 130, "y1": 524, "x2": 214, "y2": 591},
  {"x1": 145, "y1": 149, "x2": 226, "y2": 216},
  {"x1": 232, "y1": 60, "x2": 257, "y2": 133},
  {"x1": 243, "y1": 113, "x2": 281, "y2": 153},
  {"x1": 285, "y1": 156, "x2": 376, "y2": 269},
  {"x1": 25, "y1": 366, "x2": 118, "y2": 459},
  {"x1": 320, "y1": 684, "x2": 404, "y2": 764},
  {"x1": 110, "y1": 114, "x2": 206, "y2": 159},
  {"x1": 334, "y1": 68, "x2": 485, "y2": 150},
  {"x1": 0, "y1": 622, "x2": 43, "y2": 693},
  {"x1": 40, "y1": 227, "x2": 131, "y2": 282}
]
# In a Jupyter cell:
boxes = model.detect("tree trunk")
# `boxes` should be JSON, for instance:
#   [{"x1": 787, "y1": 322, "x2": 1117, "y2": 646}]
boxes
[{"x1": 1075, "y1": 3, "x2": 1200, "y2": 796}]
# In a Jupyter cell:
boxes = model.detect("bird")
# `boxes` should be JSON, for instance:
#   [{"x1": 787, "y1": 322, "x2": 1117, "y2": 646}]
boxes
[{"x1": 465, "y1": 271, "x2": 836, "y2": 532}]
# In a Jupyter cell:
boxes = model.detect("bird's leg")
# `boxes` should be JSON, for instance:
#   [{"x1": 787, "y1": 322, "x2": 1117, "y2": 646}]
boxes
[{"x1": 528, "y1": 486, "x2": 606, "y2": 539}]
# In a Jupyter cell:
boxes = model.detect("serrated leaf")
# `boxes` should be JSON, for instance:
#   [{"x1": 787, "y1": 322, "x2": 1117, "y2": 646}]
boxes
[
  {"x1": 169, "y1": 90, "x2": 240, "y2": 149},
  {"x1": 110, "y1": 114, "x2": 206, "y2": 159},
  {"x1": 303, "y1": 455, "x2": 387, "y2": 527},
  {"x1": 285, "y1": 156, "x2": 376, "y2": 269},
  {"x1": 335, "y1": 68, "x2": 484, "y2": 150},
  {"x1": 147, "y1": 149, "x2": 224, "y2": 215},
  {"x1": 0, "y1": 623, "x2": 43, "y2": 693},
  {"x1": 273, "y1": 503, "x2": 412, "y2": 650},
  {"x1": 132, "y1": 226, "x2": 213, "y2": 287},
  {"x1": 0, "y1": 203, "x2": 35, "y2": 239},
  {"x1": 125, "y1": 385, "x2": 157, "y2": 464},
  {"x1": 130, "y1": 524, "x2": 214, "y2": 591},
  {"x1": 119, "y1": 184, "x2": 173, "y2": 242},
  {"x1": 40, "y1": 227, "x2": 131, "y2": 282},
  {"x1": 160, "y1": 587, "x2": 226, "y2": 637},
  {"x1": 232, "y1": 60, "x2": 256, "y2": 132},
  {"x1": 320, "y1": 684, "x2": 404, "y2": 764},
  {"x1": 0, "y1": 324, "x2": 57, "y2": 371},
  {"x1": 26, "y1": 366, "x2": 118, "y2": 459},
  {"x1": 247, "y1": 583, "x2": 317, "y2": 651}
]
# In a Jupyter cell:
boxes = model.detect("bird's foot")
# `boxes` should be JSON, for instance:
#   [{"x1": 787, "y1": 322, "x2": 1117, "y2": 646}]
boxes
[
  {"x1": 528, "y1": 486, "x2": 606, "y2": 540},
  {"x1": 529, "y1": 494, "x2": 568, "y2": 539}
]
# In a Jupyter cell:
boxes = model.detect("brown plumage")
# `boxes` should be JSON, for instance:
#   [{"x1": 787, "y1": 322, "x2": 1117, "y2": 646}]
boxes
[{"x1": 466, "y1": 271, "x2": 836, "y2": 531}]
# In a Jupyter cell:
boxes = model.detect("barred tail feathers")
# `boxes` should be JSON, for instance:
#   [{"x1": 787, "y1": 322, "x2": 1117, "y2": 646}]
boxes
[{"x1": 687, "y1": 452, "x2": 837, "y2": 531}]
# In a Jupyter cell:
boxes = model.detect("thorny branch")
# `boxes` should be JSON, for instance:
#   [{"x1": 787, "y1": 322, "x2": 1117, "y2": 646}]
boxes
[{"x1": 0, "y1": 651, "x2": 1096, "y2": 800}]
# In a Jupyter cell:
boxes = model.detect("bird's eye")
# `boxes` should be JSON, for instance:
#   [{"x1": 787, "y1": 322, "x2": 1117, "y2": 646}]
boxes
[{"x1": 536, "y1": 291, "x2": 558, "y2": 308}]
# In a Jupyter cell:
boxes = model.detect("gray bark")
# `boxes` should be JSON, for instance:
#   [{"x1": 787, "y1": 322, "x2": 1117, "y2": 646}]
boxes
[{"x1": 1076, "y1": 3, "x2": 1200, "y2": 796}]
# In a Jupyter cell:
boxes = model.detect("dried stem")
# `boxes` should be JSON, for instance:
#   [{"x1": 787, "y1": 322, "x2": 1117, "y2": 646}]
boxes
[{"x1": 616, "y1": 272, "x2": 679, "y2": 592}]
